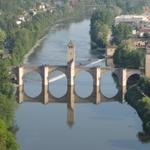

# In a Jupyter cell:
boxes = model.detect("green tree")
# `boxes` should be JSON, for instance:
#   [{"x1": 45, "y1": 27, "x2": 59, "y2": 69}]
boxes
[
  {"x1": 138, "y1": 77, "x2": 150, "y2": 97},
  {"x1": 0, "y1": 60, "x2": 14, "y2": 97},
  {"x1": 0, "y1": 119, "x2": 18, "y2": 150},
  {"x1": 112, "y1": 24, "x2": 132, "y2": 45},
  {"x1": 90, "y1": 9, "x2": 114, "y2": 49},
  {"x1": 113, "y1": 42, "x2": 144, "y2": 68},
  {"x1": 0, "y1": 60, "x2": 18, "y2": 149},
  {"x1": 0, "y1": 28, "x2": 6, "y2": 49}
]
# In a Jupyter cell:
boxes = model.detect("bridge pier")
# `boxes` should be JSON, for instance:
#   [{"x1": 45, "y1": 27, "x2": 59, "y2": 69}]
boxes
[
  {"x1": 67, "y1": 86, "x2": 75, "y2": 110},
  {"x1": 17, "y1": 67, "x2": 24, "y2": 103},
  {"x1": 18, "y1": 66, "x2": 24, "y2": 86},
  {"x1": 94, "y1": 68, "x2": 101, "y2": 104},
  {"x1": 42, "y1": 66, "x2": 49, "y2": 104},
  {"x1": 67, "y1": 106, "x2": 74, "y2": 128},
  {"x1": 121, "y1": 69, "x2": 127, "y2": 100},
  {"x1": 17, "y1": 85, "x2": 24, "y2": 103}
]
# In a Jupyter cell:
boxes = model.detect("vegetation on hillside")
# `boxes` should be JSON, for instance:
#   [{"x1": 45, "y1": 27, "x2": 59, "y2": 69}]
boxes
[
  {"x1": 112, "y1": 24, "x2": 132, "y2": 45},
  {"x1": 90, "y1": 9, "x2": 117, "y2": 50},
  {"x1": 0, "y1": 60, "x2": 18, "y2": 150},
  {"x1": 113, "y1": 42, "x2": 145, "y2": 69},
  {"x1": 126, "y1": 77, "x2": 150, "y2": 135},
  {"x1": 0, "y1": 28, "x2": 6, "y2": 50},
  {"x1": 95, "y1": 0, "x2": 148, "y2": 14}
]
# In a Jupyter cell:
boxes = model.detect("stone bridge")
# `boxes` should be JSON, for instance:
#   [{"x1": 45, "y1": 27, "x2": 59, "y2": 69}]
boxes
[{"x1": 13, "y1": 41, "x2": 148, "y2": 107}]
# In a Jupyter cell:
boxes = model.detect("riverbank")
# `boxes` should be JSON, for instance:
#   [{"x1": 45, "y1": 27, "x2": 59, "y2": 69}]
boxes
[{"x1": 23, "y1": 34, "x2": 47, "y2": 64}]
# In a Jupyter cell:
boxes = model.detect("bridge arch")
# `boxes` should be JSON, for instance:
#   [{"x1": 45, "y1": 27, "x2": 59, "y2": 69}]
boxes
[
  {"x1": 75, "y1": 70, "x2": 94, "y2": 98},
  {"x1": 126, "y1": 69, "x2": 141, "y2": 79},
  {"x1": 48, "y1": 69, "x2": 68, "y2": 99},
  {"x1": 23, "y1": 70, "x2": 42, "y2": 99},
  {"x1": 100, "y1": 70, "x2": 120, "y2": 99},
  {"x1": 126, "y1": 69, "x2": 141, "y2": 88}
]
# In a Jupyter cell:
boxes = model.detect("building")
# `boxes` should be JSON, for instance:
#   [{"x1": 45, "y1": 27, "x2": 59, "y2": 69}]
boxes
[
  {"x1": 115, "y1": 15, "x2": 150, "y2": 25},
  {"x1": 138, "y1": 28, "x2": 150, "y2": 37},
  {"x1": 16, "y1": 15, "x2": 26, "y2": 25}
]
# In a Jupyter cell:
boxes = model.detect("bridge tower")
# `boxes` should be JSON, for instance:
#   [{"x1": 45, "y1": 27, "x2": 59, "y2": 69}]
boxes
[
  {"x1": 145, "y1": 46, "x2": 150, "y2": 78},
  {"x1": 67, "y1": 41, "x2": 75, "y2": 109},
  {"x1": 67, "y1": 41, "x2": 75, "y2": 86}
]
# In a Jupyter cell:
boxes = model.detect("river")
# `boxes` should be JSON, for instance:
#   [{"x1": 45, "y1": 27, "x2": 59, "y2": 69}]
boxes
[{"x1": 15, "y1": 19, "x2": 150, "y2": 150}]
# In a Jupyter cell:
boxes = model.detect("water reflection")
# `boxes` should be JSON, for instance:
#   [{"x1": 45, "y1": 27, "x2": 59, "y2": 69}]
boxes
[
  {"x1": 67, "y1": 106, "x2": 74, "y2": 128},
  {"x1": 17, "y1": 85, "x2": 123, "y2": 128}
]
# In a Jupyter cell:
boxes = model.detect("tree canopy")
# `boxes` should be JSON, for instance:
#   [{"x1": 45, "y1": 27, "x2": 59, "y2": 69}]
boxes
[
  {"x1": 0, "y1": 28, "x2": 6, "y2": 49},
  {"x1": 0, "y1": 60, "x2": 18, "y2": 150},
  {"x1": 112, "y1": 24, "x2": 132, "y2": 45},
  {"x1": 113, "y1": 42, "x2": 144, "y2": 69}
]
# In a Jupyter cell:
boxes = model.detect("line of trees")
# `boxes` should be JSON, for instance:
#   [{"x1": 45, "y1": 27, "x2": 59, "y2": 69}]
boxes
[
  {"x1": 90, "y1": 9, "x2": 117, "y2": 50},
  {"x1": 0, "y1": 60, "x2": 18, "y2": 150},
  {"x1": 113, "y1": 42, "x2": 145, "y2": 69},
  {"x1": 112, "y1": 24, "x2": 132, "y2": 45},
  {"x1": 95, "y1": 0, "x2": 147, "y2": 14}
]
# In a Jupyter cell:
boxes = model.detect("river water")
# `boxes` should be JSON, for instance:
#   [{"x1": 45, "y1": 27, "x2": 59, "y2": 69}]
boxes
[{"x1": 15, "y1": 19, "x2": 150, "y2": 150}]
